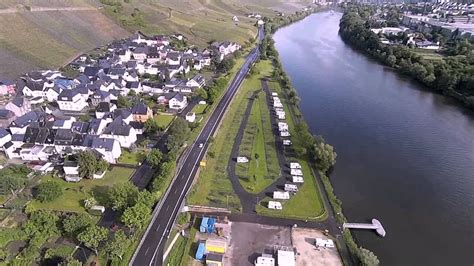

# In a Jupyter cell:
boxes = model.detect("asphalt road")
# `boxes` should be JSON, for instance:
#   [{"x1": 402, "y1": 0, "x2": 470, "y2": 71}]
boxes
[{"x1": 130, "y1": 28, "x2": 262, "y2": 266}]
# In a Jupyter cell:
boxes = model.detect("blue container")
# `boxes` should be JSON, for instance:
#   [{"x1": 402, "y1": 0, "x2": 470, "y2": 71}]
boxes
[
  {"x1": 200, "y1": 217, "x2": 209, "y2": 233},
  {"x1": 195, "y1": 243, "x2": 205, "y2": 260},
  {"x1": 207, "y1": 218, "x2": 216, "y2": 233}
]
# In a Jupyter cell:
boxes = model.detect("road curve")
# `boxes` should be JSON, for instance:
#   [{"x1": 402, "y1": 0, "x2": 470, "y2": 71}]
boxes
[{"x1": 130, "y1": 27, "x2": 263, "y2": 266}]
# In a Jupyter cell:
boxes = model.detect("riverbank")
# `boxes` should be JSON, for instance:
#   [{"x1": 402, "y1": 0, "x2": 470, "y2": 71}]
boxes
[{"x1": 263, "y1": 10, "x2": 379, "y2": 265}]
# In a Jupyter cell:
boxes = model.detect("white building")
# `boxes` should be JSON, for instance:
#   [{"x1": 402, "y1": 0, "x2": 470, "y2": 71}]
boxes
[
  {"x1": 57, "y1": 90, "x2": 88, "y2": 111},
  {"x1": 277, "y1": 250, "x2": 295, "y2": 266},
  {"x1": 255, "y1": 254, "x2": 275, "y2": 266},
  {"x1": 64, "y1": 161, "x2": 81, "y2": 182},
  {"x1": 185, "y1": 112, "x2": 196, "y2": 122},
  {"x1": 101, "y1": 119, "x2": 137, "y2": 148},
  {"x1": 91, "y1": 137, "x2": 121, "y2": 164}
]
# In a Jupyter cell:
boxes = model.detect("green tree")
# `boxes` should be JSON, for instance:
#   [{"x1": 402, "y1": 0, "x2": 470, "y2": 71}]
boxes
[
  {"x1": 146, "y1": 149, "x2": 163, "y2": 168},
  {"x1": 108, "y1": 183, "x2": 139, "y2": 211},
  {"x1": 60, "y1": 258, "x2": 82, "y2": 266},
  {"x1": 105, "y1": 230, "x2": 128, "y2": 260},
  {"x1": 312, "y1": 136, "x2": 337, "y2": 172},
  {"x1": 117, "y1": 95, "x2": 133, "y2": 108},
  {"x1": 166, "y1": 117, "x2": 190, "y2": 152},
  {"x1": 195, "y1": 88, "x2": 208, "y2": 100},
  {"x1": 23, "y1": 210, "x2": 59, "y2": 238},
  {"x1": 77, "y1": 225, "x2": 108, "y2": 255},
  {"x1": 359, "y1": 247, "x2": 379, "y2": 266},
  {"x1": 136, "y1": 190, "x2": 155, "y2": 208},
  {"x1": 144, "y1": 117, "x2": 160, "y2": 134},
  {"x1": 0, "y1": 176, "x2": 25, "y2": 195},
  {"x1": 386, "y1": 55, "x2": 396, "y2": 67},
  {"x1": 34, "y1": 181, "x2": 63, "y2": 202},
  {"x1": 0, "y1": 248, "x2": 9, "y2": 261},
  {"x1": 77, "y1": 150, "x2": 108, "y2": 179},
  {"x1": 62, "y1": 213, "x2": 94, "y2": 237},
  {"x1": 121, "y1": 202, "x2": 151, "y2": 230}
]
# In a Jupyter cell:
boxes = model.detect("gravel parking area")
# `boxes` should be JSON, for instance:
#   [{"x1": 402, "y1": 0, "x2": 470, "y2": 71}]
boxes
[
  {"x1": 225, "y1": 222, "x2": 292, "y2": 265},
  {"x1": 292, "y1": 228, "x2": 342, "y2": 266}
]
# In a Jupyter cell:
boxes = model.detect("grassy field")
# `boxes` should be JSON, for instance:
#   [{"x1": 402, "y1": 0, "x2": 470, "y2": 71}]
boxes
[
  {"x1": 118, "y1": 150, "x2": 141, "y2": 165},
  {"x1": 413, "y1": 48, "x2": 444, "y2": 61},
  {"x1": 155, "y1": 114, "x2": 175, "y2": 129},
  {"x1": 234, "y1": 60, "x2": 279, "y2": 193},
  {"x1": 254, "y1": 79, "x2": 326, "y2": 221},
  {"x1": 28, "y1": 167, "x2": 134, "y2": 213},
  {"x1": 192, "y1": 104, "x2": 208, "y2": 115},
  {"x1": 236, "y1": 89, "x2": 280, "y2": 193}
]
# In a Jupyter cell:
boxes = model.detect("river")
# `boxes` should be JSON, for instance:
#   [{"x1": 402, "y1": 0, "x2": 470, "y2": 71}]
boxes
[{"x1": 273, "y1": 11, "x2": 474, "y2": 266}]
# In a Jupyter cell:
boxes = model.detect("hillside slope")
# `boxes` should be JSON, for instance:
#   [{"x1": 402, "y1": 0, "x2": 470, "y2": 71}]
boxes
[
  {"x1": 102, "y1": 0, "x2": 312, "y2": 47},
  {"x1": 0, "y1": 0, "x2": 312, "y2": 79},
  {"x1": 0, "y1": 2, "x2": 130, "y2": 79}
]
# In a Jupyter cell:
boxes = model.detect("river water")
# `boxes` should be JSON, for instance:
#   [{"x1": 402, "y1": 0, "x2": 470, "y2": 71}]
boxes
[{"x1": 273, "y1": 11, "x2": 474, "y2": 266}]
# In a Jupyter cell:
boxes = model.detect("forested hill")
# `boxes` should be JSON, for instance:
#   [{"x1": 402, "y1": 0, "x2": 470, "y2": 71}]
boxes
[{"x1": 338, "y1": 7, "x2": 474, "y2": 110}]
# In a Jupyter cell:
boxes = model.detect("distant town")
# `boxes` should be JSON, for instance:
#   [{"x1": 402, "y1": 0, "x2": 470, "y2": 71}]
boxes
[{"x1": 369, "y1": 1, "x2": 473, "y2": 49}]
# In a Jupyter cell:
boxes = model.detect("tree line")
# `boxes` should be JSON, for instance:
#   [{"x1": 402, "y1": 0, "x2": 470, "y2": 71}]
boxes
[{"x1": 339, "y1": 6, "x2": 474, "y2": 109}]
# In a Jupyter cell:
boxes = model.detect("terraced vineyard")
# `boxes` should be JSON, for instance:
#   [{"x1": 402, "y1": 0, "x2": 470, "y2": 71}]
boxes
[
  {"x1": 0, "y1": 0, "x2": 311, "y2": 78},
  {"x1": 0, "y1": 5, "x2": 129, "y2": 78}
]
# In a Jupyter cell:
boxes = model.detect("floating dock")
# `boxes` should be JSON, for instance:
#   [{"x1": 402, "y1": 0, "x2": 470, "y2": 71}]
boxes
[{"x1": 343, "y1": 218, "x2": 386, "y2": 237}]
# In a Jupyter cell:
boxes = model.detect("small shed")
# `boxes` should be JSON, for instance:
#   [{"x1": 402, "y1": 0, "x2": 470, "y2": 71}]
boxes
[
  {"x1": 200, "y1": 217, "x2": 209, "y2": 233},
  {"x1": 205, "y1": 239, "x2": 226, "y2": 254},
  {"x1": 195, "y1": 242, "x2": 206, "y2": 260},
  {"x1": 206, "y1": 253, "x2": 224, "y2": 266}
]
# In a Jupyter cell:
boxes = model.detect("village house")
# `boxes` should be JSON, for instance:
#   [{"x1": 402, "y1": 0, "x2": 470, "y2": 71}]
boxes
[
  {"x1": 0, "y1": 128, "x2": 12, "y2": 148},
  {"x1": 101, "y1": 118, "x2": 137, "y2": 148},
  {"x1": 186, "y1": 74, "x2": 206, "y2": 88},
  {"x1": 0, "y1": 80, "x2": 16, "y2": 96},
  {"x1": 0, "y1": 109, "x2": 15, "y2": 128},
  {"x1": 157, "y1": 92, "x2": 187, "y2": 111},
  {"x1": 63, "y1": 161, "x2": 81, "y2": 182},
  {"x1": 5, "y1": 97, "x2": 31, "y2": 117},
  {"x1": 89, "y1": 137, "x2": 121, "y2": 164},
  {"x1": 131, "y1": 102, "x2": 153, "y2": 122},
  {"x1": 57, "y1": 90, "x2": 88, "y2": 111}
]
